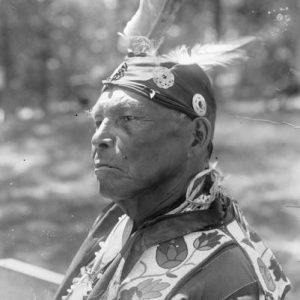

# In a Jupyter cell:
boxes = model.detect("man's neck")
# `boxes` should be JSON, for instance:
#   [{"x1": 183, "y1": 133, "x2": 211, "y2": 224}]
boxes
[{"x1": 115, "y1": 171, "x2": 197, "y2": 227}]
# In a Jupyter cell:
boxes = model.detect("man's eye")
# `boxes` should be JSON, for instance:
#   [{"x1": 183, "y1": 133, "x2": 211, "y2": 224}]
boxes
[{"x1": 121, "y1": 116, "x2": 136, "y2": 122}]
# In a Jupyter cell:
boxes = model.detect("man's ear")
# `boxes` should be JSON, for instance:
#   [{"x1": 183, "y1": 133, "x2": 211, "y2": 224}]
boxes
[{"x1": 189, "y1": 117, "x2": 212, "y2": 155}]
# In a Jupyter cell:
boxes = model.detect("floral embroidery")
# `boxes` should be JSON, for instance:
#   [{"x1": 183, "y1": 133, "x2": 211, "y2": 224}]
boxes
[
  {"x1": 118, "y1": 279, "x2": 170, "y2": 300},
  {"x1": 193, "y1": 231, "x2": 223, "y2": 251},
  {"x1": 257, "y1": 257, "x2": 276, "y2": 292},
  {"x1": 241, "y1": 238, "x2": 255, "y2": 249},
  {"x1": 156, "y1": 237, "x2": 188, "y2": 269},
  {"x1": 269, "y1": 257, "x2": 288, "y2": 282},
  {"x1": 118, "y1": 231, "x2": 226, "y2": 298},
  {"x1": 119, "y1": 287, "x2": 140, "y2": 300},
  {"x1": 232, "y1": 201, "x2": 248, "y2": 234},
  {"x1": 249, "y1": 231, "x2": 262, "y2": 243},
  {"x1": 166, "y1": 272, "x2": 178, "y2": 278}
]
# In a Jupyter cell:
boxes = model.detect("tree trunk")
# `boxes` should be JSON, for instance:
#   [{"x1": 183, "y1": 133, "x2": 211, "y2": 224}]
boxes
[
  {"x1": 36, "y1": 27, "x2": 51, "y2": 112},
  {"x1": 0, "y1": 2, "x2": 15, "y2": 117},
  {"x1": 293, "y1": 0, "x2": 300, "y2": 83},
  {"x1": 35, "y1": 1, "x2": 52, "y2": 112},
  {"x1": 211, "y1": 0, "x2": 222, "y2": 40}
]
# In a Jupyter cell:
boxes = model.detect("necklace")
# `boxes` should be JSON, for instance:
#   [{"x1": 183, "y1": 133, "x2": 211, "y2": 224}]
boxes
[{"x1": 168, "y1": 163, "x2": 225, "y2": 215}]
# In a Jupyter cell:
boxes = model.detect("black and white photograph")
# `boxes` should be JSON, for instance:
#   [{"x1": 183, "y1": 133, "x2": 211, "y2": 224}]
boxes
[{"x1": 0, "y1": 0, "x2": 299, "y2": 299}]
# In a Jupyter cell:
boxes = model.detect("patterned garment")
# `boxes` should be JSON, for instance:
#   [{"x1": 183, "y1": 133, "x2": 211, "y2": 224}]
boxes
[
  {"x1": 54, "y1": 172, "x2": 291, "y2": 300},
  {"x1": 114, "y1": 203, "x2": 290, "y2": 300}
]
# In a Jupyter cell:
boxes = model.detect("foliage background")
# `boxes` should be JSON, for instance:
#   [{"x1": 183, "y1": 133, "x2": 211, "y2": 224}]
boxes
[{"x1": 0, "y1": 0, "x2": 299, "y2": 298}]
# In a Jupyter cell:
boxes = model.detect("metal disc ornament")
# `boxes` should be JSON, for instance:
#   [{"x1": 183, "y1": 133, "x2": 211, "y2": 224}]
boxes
[
  {"x1": 153, "y1": 67, "x2": 174, "y2": 89},
  {"x1": 192, "y1": 94, "x2": 207, "y2": 116}
]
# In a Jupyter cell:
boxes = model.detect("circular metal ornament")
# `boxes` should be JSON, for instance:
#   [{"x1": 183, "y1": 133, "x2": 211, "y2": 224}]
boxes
[
  {"x1": 152, "y1": 67, "x2": 174, "y2": 89},
  {"x1": 192, "y1": 93, "x2": 207, "y2": 116}
]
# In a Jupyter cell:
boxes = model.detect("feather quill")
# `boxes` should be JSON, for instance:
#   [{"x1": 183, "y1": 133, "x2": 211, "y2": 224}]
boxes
[{"x1": 164, "y1": 37, "x2": 257, "y2": 71}]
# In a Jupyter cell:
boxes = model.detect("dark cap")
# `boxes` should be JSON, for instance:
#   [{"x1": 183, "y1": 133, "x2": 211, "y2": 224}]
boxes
[{"x1": 102, "y1": 55, "x2": 216, "y2": 122}]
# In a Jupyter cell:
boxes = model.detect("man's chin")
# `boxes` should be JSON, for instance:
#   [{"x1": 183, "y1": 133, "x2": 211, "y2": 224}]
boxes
[
  {"x1": 98, "y1": 178, "x2": 145, "y2": 204},
  {"x1": 97, "y1": 178, "x2": 128, "y2": 200}
]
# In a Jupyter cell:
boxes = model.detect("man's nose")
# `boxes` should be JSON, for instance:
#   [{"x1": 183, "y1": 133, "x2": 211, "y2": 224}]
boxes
[{"x1": 91, "y1": 120, "x2": 114, "y2": 150}]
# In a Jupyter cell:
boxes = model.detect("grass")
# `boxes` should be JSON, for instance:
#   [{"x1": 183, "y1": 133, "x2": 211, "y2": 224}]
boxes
[{"x1": 0, "y1": 100, "x2": 299, "y2": 299}]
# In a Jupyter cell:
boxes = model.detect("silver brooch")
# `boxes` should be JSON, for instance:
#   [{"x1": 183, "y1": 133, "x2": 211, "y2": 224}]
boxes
[
  {"x1": 152, "y1": 67, "x2": 174, "y2": 89},
  {"x1": 192, "y1": 94, "x2": 206, "y2": 116}
]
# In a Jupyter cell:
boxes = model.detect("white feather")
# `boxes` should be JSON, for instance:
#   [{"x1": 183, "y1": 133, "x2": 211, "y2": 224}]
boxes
[
  {"x1": 121, "y1": 0, "x2": 182, "y2": 54},
  {"x1": 164, "y1": 37, "x2": 256, "y2": 71}
]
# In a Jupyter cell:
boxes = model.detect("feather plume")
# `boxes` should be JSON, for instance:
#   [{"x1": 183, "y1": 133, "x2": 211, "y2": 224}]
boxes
[
  {"x1": 124, "y1": 0, "x2": 183, "y2": 40},
  {"x1": 121, "y1": 0, "x2": 183, "y2": 54},
  {"x1": 164, "y1": 37, "x2": 257, "y2": 71}
]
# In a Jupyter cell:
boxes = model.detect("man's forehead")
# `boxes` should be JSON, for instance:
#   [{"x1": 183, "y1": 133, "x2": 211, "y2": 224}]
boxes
[
  {"x1": 91, "y1": 89, "x2": 144, "y2": 115},
  {"x1": 91, "y1": 88, "x2": 169, "y2": 117}
]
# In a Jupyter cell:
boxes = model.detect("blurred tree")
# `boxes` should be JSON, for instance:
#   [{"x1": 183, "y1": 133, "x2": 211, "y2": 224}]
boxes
[
  {"x1": 0, "y1": 0, "x2": 299, "y2": 118},
  {"x1": 211, "y1": 0, "x2": 223, "y2": 40},
  {"x1": 290, "y1": 0, "x2": 300, "y2": 83},
  {"x1": 0, "y1": 0, "x2": 15, "y2": 116}
]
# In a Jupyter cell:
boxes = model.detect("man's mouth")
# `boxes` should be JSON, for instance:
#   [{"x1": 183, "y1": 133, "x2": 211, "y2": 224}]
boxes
[
  {"x1": 95, "y1": 164, "x2": 113, "y2": 169},
  {"x1": 94, "y1": 162, "x2": 120, "y2": 173}
]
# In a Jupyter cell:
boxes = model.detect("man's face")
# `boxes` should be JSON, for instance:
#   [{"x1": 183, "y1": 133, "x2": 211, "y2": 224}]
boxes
[{"x1": 91, "y1": 88, "x2": 192, "y2": 201}]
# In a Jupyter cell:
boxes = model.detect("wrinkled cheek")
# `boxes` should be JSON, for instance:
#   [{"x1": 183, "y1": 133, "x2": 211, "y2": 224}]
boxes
[
  {"x1": 131, "y1": 146, "x2": 173, "y2": 180},
  {"x1": 131, "y1": 141, "x2": 159, "y2": 161},
  {"x1": 125, "y1": 143, "x2": 159, "y2": 175},
  {"x1": 115, "y1": 136, "x2": 137, "y2": 158}
]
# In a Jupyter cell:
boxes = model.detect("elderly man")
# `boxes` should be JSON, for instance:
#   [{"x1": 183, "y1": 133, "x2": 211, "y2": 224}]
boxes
[{"x1": 54, "y1": 38, "x2": 290, "y2": 300}]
